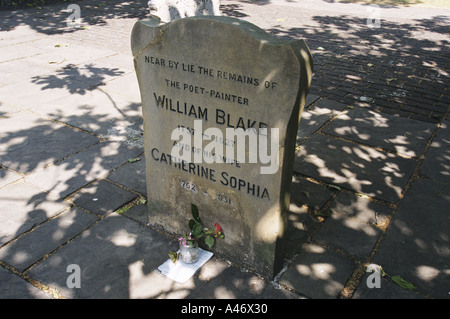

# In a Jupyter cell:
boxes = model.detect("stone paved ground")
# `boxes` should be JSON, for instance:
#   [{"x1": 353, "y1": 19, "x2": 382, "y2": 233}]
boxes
[
  {"x1": 223, "y1": 0, "x2": 450, "y2": 124},
  {"x1": 0, "y1": 0, "x2": 449, "y2": 300}
]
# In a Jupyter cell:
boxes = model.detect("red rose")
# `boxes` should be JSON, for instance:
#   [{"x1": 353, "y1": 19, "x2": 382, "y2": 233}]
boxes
[{"x1": 214, "y1": 223, "x2": 222, "y2": 235}]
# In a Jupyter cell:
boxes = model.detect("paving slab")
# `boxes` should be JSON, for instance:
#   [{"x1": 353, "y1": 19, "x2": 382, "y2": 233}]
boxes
[
  {"x1": 93, "y1": 53, "x2": 136, "y2": 73},
  {"x1": 0, "y1": 207, "x2": 98, "y2": 273},
  {"x1": 304, "y1": 94, "x2": 320, "y2": 108},
  {"x1": 0, "y1": 41, "x2": 48, "y2": 63},
  {"x1": 294, "y1": 133, "x2": 418, "y2": 203},
  {"x1": 0, "y1": 103, "x2": 21, "y2": 116},
  {"x1": 0, "y1": 26, "x2": 45, "y2": 47},
  {"x1": 25, "y1": 213, "x2": 169, "y2": 299},
  {"x1": 328, "y1": 191, "x2": 392, "y2": 227},
  {"x1": 284, "y1": 201, "x2": 319, "y2": 259},
  {"x1": 322, "y1": 107, "x2": 436, "y2": 158},
  {"x1": 26, "y1": 42, "x2": 117, "y2": 66},
  {"x1": 22, "y1": 36, "x2": 76, "y2": 51},
  {"x1": 105, "y1": 155, "x2": 147, "y2": 196},
  {"x1": 0, "y1": 59, "x2": 54, "y2": 87},
  {"x1": 420, "y1": 122, "x2": 450, "y2": 184},
  {"x1": 279, "y1": 176, "x2": 331, "y2": 258},
  {"x1": 312, "y1": 211, "x2": 382, "y2": 262},
  {"x1": 102, "y1": 119, "x2": 144, "y2": 148},
  {"x1": 100, "y1": 72, "x2": 141, "y2": 100},
  {"x1": 297, "y1": 99, "x2": 347, "y2": 144},
  {"x1": 0, "y1": 167, "x2": 22, "y2": 188},
  {"x1": 0, "y1": 74, "x2": 92, "y2": 110},
  {"x1": 25, "y1": 141, "x2": 143, "y2": 199},
  {"x1": 0, "y1": 266, "x2": 52, "y2": 299},
  {"x1": 28, "y1": 62, "x2": 126, "y2": 94},
  {"x1": 279, "y1": 243, "x2": 356, "y2": 299},
  {"x1": 290, "y1": 175, "x2": 336, "y2": 211},
  {"x1": 370, "y1": 178, "x2": 450, "y2": 299},
  {"x1": 0, "y1": 111, "x2": 100, "y2": 174},
  {"x1": 70, "y1": 179, "x2": 137, "y2": 216},
  {"x1": 0, "y1": 181, "x2": 69, "y2": 246},
  {"x1": 30, "y1": 88, "x2": 142, "y2": 136},
  {"x1": 120, "y1": 201, "x2": 148, "y2": 225}
]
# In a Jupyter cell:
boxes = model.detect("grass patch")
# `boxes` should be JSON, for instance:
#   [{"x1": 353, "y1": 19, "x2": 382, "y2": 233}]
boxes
[{"x1": 115, "y1": 196, "x2": 147, "y2": 215}]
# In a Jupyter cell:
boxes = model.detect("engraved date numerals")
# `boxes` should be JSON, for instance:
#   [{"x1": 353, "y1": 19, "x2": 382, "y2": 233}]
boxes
[{"x1": 181, "y1": 180, "x2": 197, "y2": 193}]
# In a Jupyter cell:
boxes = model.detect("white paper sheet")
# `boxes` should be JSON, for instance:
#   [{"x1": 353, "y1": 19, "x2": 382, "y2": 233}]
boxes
[{"x1": 158, "y1": 248, "x2": 213, "y2": 283}]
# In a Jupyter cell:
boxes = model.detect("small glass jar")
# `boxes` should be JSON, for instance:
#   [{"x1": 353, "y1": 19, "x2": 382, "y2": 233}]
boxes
[{"x1": 179, "y1": 240, "x2": 199, "y2": 264}]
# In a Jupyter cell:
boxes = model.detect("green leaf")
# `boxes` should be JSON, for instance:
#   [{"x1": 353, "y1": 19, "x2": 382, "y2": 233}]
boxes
[
  {"x1": 188, "y1": 219, "x2": 196, "y2": 230},
  {"x1": 205, "y1": 236, "x2": 215, "y2": 248},
  {"x1": 168, "y1": 251, "x2": 179, "y2": 264},
  {"x1": 128, "y1": 157, "x2": 140, "y2": 163},
  {"x1": 391, "y1": 275, "x2": 416, "y2": 290},
  {"x1": 191, "y1": 204, "x2": 199, "y2": 220},
  {"x1": 192, "y1": 222, "x2": 203, "y2": 238}
]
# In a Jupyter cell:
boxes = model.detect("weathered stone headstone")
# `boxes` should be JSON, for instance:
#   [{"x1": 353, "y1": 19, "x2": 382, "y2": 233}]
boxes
[{"x1": 131, "y1": 15, "x2": 312, "y2": 278}]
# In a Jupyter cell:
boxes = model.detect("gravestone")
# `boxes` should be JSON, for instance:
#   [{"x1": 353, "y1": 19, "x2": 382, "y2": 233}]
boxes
[{"x1": 131, "y1": 15, "x2": 313, "y2": 278}]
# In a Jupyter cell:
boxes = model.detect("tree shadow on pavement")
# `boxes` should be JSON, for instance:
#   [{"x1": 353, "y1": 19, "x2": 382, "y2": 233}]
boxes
[
  {"x1": 0, "y1": 105, "x2": 145, "y2": 298},
  {"x1": 0, "y1": 0, "x2": 148, "y2": 34},
  {"x1": 0, "y1": 1, "x2": 448, "y2": 300},
  {"x1": 264, "y1": 14, "x2": 449, "y2": 123},
  {"x1": 0, "y1": 102, "x2": 366, "y2": 299},
  {"x1": 220, "y1": 2, "x2": 449, "y2": 123},
  {"x1": 31, "y1": 63, "x2": 125, "y2": 94}
]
